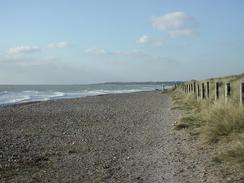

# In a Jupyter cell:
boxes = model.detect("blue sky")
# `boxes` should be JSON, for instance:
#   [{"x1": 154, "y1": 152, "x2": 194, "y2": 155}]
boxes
[{"x1": 0, "y1": 0, "x2": 243, "y2": 84}]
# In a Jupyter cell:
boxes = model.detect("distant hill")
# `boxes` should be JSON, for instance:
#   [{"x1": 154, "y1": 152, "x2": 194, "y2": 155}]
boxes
[{"x1": 102, "y1": 81, "x2": 183, "y2": 85}]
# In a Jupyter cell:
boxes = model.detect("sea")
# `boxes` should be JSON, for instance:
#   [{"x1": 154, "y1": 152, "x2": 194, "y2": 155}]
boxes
[{"x1": 0, "y1": 83, "x2": 173, "y2": 105}]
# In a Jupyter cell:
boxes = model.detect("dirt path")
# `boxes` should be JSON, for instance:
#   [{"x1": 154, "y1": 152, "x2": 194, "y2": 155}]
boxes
[{"x1": 0, "y1": 91, "x2": 228, "y2": 182}]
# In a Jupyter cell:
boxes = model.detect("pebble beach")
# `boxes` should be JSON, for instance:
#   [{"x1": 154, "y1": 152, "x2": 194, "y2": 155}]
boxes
[{"x1": 0, "y1": 91, "x2": 231, "y2": 182}]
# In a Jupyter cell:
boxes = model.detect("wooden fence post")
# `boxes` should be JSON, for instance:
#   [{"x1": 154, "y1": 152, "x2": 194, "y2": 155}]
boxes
[
  {"x1": 197, "y1": 84, "x2": 200, "y2": 100},
  {"x1": 215, "y1": 82, "x2": 220, "y2": 101},
  {"x1": 206, "y1": 82, "x2": 210, "y2": 98},
  {"x1": 193, "y1": 82, "x2": 196, "y2": 94},
  {"x1": 240, "y1": 83, "x2": 244, "y2": 106},
  {"x1": 225, "y1": 83, "x2": 231, "y2": 103},
  {"x1": 201, "y1": 83, "x2": 205, "y2": 100}
]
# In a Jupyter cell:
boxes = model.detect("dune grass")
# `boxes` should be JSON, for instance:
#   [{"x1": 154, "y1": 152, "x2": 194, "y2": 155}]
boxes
[
  {"x1": 217, "y1": 138, "x2": 244, "y2": 169},
  {"x1": 171, "y1": 85, "x2": 244, "y2": 174},
  {"x1": 200, "y1": 101, "x2": 244, "y2": 143},
  {"x1": 172, "y1": 89, "x2": 244, "y2": 142},
  {"x1": 171, "y1": 90, "x2": 200, "y2": 112}
]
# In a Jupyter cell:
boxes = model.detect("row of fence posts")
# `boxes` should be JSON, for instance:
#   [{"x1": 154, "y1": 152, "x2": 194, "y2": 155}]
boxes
[{"x1": 180, "y1": 81, "x2": 244, "y2": 106}]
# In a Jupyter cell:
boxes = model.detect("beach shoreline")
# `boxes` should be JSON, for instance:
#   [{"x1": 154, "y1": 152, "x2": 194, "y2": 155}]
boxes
[{"x1": 0, "y1": 91, "x2": 232, "y2": 182}]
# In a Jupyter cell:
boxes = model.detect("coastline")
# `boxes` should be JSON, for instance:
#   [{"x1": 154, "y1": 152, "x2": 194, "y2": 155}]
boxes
[
  {"x1": 0, "y1": 91, "x2": 234, "y2": 182},
  {"x1": 0, "y1": 83, "x2": 164, "y2": 106},
  {"x1": 0, "y1": 91, "x2": 149, "y2": 108}
]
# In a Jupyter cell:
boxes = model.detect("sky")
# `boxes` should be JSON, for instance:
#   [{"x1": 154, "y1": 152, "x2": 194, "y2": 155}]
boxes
[{"x1": 0, "y1": 0, "x2": 243, "y2": 84}]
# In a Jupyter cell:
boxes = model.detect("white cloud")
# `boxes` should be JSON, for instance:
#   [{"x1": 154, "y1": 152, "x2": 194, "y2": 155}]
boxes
[
  {"x1": 151, "y1": 11, "x2": 195, "y2": 38},
  {"x1": 168, "y1": 28, "x2": 194, "y2": 38},
  {"x1": 137, "y1": 35, "x2": 164, "y2": 47},
  {"x1": 137, "y1": 35, "x2": 150, "y2": 44},
  {"x1": 83, "y1": 48, "x2": 177, "y2": 64},
  {"x1": 110, "y1": 50, "x2": 143, "y2": 56},
  {"x1": 84, "y1": 48, "x2": 143, "y2": 56},
  {"x1": 152, "y1": 12, "x2": 190, "y2": 31},
  {"x1": 84, "y1": 48, "x2": 106, "y2": 54},
  {"x1": 16, "y1": 57, "x2": 59, "y2": 66},
  {"x1": 0, "y1": 52, "x2": 59, "y2": 66},
  {"x1": 8, "y1": 46, "x2": 41, "y2": 54},
  {"x1": 48, "y1": 41, "x2": 70, "y2": 48}
]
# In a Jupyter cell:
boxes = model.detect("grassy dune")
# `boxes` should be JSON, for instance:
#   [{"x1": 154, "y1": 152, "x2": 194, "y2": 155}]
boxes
[
  {"x1": 171, "y1": 73, "x2": 244, "y2": 178},
  {"x1": 194, "y1": 73, "x2": 244, "y2": 103}
]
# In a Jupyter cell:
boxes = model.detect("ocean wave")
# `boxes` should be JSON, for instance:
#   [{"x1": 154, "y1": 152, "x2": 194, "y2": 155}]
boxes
[
  {"x1": 8, "y1": 96, "x2": 31, "y2": 104},
  {"x1": 50, "y1": 91, "x2": 66, "y2": 98},
  {"x1": 0, "y1": 91, "x2": 9, "y2": 95},
  {"x1": 0, "y1": 86, "x2": 159, "y2": 105},
  {"x1": 23, "y1": 90, "x2": 39, "y2": 93},
  {"x1": 82, "y1": 89, "x2": 143, "y2": 96}
]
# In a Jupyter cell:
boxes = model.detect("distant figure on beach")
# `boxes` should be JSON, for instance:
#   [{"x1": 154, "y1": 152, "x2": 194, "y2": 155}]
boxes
[{"x1": 162, "y1": 84, "x2": 165, "y2": 92}]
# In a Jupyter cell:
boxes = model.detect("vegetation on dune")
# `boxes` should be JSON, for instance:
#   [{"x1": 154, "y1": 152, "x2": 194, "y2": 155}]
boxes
[
  {"x1": 200, "y1": 102, "x2": 244, "y2": 143},
  {"x1": 217, "y1": 138, "x2": 244, "y2": 168},
  {"x1": 171, "y1": 73, "x2": 244, "y2": 175},
  {"x1": 204, "y1": 74, "x2": 244, "y2": 103}
]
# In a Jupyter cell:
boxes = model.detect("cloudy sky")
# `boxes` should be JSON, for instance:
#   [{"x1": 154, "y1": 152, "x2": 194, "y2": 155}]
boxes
[{"x1": 0, "y1": 0, "x2": 243, "y2": 84}]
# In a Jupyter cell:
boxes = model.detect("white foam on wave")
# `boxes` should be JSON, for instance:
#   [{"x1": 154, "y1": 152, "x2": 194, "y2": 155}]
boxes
[
  {"x1": 7, "y1": 96, "x2": 31, "y2": 104},
  {"x1": 23, "y1": 90, "x2": 39, "y2": 93},
  {"x1": 0, "y1": 91, "x2": 9, "y2": 95},
  {"x1": 82, "y1": 89, "x2": 143, "y2": 96},
  {"x1": 0, "y1": 87, "x2": 156, "y2": 105},
  {"x1": 50, "y1": 91, "x2": 66, "y2": 98}
]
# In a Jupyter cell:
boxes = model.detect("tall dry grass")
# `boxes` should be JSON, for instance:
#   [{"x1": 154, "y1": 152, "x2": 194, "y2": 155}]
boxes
[
  {"x1": 171, "y1": 87, "x2": 244, "y2": 173},
  {"x1": 200, "y1": 101, "x2": 244, "y2": 143},
  {"x1": 217, "y1": 138, "x2": 244, "y2": 170}
]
